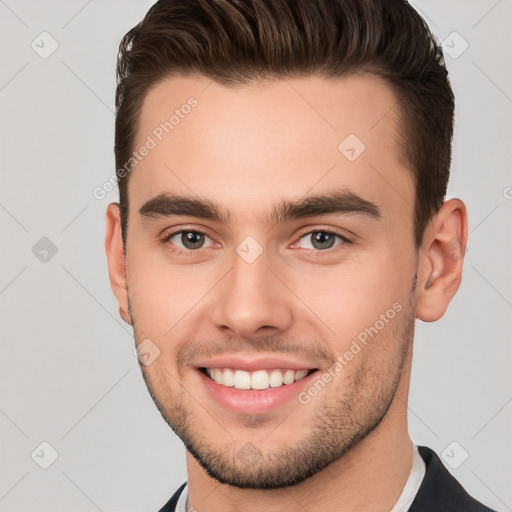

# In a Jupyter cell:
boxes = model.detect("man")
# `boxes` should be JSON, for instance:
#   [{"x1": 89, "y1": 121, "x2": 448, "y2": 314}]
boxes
[{"x1": 105, "y1": 0, "x2": 495, "y2": 510}]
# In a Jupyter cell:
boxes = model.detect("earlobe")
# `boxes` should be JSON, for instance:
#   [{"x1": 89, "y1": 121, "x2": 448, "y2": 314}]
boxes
[
  {"x1": 105, "y1": 202, "x2": 132, "y2": 325},
  {"x1": 416, "y1": 198, "x2": 468, "y2": 322},
  {"x1": 119, "y1": 306, "x2": 132, "y2": 325}
]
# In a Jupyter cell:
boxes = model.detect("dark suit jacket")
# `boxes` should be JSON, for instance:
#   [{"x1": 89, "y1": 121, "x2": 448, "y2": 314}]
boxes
[{"x1": 158, "y1": 445, "x2": 496, "y2": 511}]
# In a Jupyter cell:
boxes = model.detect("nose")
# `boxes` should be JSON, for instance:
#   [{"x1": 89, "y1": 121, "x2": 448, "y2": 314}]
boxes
[{"x1": 211, "y1": 245, "x2": 293, "y2": 340}]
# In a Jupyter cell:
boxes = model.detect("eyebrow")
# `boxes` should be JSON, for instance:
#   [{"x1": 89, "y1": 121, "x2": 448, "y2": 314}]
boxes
[{"x1": 138, "y1": 189, "x2": 381, "y2": 226}]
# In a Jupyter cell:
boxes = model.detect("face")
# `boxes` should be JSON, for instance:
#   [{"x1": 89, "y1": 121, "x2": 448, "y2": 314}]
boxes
[{"x1": 119, "y1": 74, "x2": 421, "y2": 488}]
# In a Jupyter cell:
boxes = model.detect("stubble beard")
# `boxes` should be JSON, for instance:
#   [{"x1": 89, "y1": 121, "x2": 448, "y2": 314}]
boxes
[{"x1": 129, "y1": 285, "x2": 417, "y2": 489}]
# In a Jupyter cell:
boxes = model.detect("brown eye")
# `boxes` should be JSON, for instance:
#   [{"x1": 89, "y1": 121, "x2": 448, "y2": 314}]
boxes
[
  {"x1": 298, "y1": 230, "x2": 348, "y2": 251},
  {"x1": 164, "y1": 230, "x2": 214, "y2": 252},
  {"x1": 180, "y1": 231, "x2": 205, "y2": 249},
  {"x1": 311, "y1": 231, "x2": 336, "y2": 250}
]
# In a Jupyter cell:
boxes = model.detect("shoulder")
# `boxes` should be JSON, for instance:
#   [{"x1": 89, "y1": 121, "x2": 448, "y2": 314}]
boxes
[
  {"x1": 409, "y1": 446, "x2": 496, "y2": 512},
  {"x1": 157, "y1": 482, "x2": 187, "y2": 512}
]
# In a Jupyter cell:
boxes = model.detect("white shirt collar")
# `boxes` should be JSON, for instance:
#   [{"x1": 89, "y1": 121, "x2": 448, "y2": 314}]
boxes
[{"x1": 175, "y1": 481, "x2": 188, "y2": 512}]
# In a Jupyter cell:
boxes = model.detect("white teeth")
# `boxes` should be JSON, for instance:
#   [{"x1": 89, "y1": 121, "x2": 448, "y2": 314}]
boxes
[
  {"x1": 294, "y1": 369, "x2": 308, "y2": 381},
  {"x1": 269, "y1": 369, "x2": 283, "y2": 388},
  {"x1": 213, "y1": 368, "x2": 223, "y2": 384},
  {"x1": 204, "y1": 367, "x2": 313, "y2": 389},
  {"x1": 283, "y1": 369, "x2": 295, "y2": 385},
  {"x1": 251, "y1": 370, "x2": 270, "y2": 390},
  {"x1": 223, "y1": 368, "x2": 235, "y2": 387},
  {"x1": 234, "y1": 370, "x2": 251, "y2": 390}
]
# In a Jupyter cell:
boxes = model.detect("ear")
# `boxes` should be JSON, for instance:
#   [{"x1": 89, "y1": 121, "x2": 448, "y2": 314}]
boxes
[
  {"x1": 105, "y1": 202, "x2": 132, "y2": 325},
  {"x1": 416, "y1": 198, "x2": 468, "y2": 322}
]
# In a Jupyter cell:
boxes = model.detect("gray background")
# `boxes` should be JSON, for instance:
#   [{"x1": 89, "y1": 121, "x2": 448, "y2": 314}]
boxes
[{"x1": 1, "y1": 1, "x2": 511, "y2": 510}]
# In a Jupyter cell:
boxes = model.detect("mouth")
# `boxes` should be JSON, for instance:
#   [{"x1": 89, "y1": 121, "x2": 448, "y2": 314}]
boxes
[
  {"x1": 195, "y1": 361, "x2": 321, "y2": 415},
  {"x1": 199, "y1": 367, "x2": 318, "y2": 390}
]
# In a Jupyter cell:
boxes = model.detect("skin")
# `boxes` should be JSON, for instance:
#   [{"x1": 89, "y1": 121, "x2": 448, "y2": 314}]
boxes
[{"x1": 105, "y1": 73, "x2": 468, "y2": 512}]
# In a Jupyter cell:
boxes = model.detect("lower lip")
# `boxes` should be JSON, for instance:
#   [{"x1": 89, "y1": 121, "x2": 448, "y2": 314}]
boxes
[{"x1": 197, "y1": 368, "x2": 319, "y2": 415}]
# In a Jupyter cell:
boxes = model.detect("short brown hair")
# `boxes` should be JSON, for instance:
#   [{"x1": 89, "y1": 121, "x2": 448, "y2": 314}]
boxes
[{"x1": 115, "y1": 0, "x2": 454, "y2": 249}]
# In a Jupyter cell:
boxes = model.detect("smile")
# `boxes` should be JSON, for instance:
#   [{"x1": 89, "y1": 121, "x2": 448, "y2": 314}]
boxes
[{"x1": 201, "y1": 367, "x2": 316, "y2": 390}]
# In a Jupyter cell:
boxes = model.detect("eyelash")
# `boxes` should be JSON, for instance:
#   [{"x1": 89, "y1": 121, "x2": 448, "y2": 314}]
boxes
[{"x1": 160, "y1": 226, "x2": 352, "y2": 257}]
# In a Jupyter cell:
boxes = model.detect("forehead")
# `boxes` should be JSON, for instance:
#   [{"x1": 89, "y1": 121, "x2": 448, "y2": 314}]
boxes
[{"x1": 130, "y1": 73, "x2": 414, "y2": 230}]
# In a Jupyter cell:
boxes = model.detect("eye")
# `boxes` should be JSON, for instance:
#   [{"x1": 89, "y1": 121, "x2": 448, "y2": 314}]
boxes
[
  {"x1": 160, "y1": 227, "x2": 351, "y2": 256},
  {"x1": 296, "y1": 229, "x2": 350, "y2": 251},
  {"x1": 162, "y1": 229, "x2": 216, "y2": 252}
]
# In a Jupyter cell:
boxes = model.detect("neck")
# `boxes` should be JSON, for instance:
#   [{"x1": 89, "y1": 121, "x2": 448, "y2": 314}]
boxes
[{"x1": 186, "y1": 355, "x2": 413, "y2": 512}]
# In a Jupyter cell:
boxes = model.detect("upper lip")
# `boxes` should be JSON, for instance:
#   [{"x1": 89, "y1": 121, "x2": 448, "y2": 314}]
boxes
[{"x1": 194, "y1": 355, "x2": 318, "y2": 372}]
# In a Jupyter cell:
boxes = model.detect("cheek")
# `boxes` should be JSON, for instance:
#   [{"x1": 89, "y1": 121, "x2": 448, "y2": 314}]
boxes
[
  {"x1": 295, "y1": 258, "x2": 407, "y2": 327},
  {"x1": 287, "y1": 252, "x2": 414, "y2": 366},
  {"x1": 126, "y1": 247, "x2": 221, "y2": 338}
]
